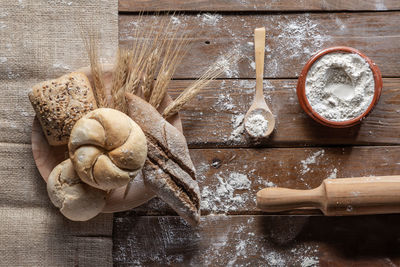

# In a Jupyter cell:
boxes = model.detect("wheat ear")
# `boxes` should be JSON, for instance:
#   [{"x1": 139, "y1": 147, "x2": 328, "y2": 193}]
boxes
[
  {"x1": 149, "y1": 28, "x2": 190, "y2": 109},
  {"x1": 141, "y1": 48, "x2": 160, "y2": 101},
  {"x1": 82, "y1": 29, "x2": 108, "y2": 108},
  {"x1": 124, "y1": 15, "x2": 155, "y2": 96},
  {"x1": 162, "y1": 51, "x2": 242, "y2": 118},
  {"x1": 111, "y1": 48, "x2": 131, "y2": 111}
]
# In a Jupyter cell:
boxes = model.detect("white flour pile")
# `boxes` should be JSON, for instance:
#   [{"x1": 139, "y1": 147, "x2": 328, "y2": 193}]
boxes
[
  {"x1": 305, "y1": 52, "x2": 375, "y2": 121},
  {"x1": 245, "y1": 112, "x2": 269, "y2": 137}
]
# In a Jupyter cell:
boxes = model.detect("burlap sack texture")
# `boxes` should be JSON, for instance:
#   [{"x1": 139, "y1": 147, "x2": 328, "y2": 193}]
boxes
[{"x1": 0, "y1": 0, "x2": 117, "y2": 266}]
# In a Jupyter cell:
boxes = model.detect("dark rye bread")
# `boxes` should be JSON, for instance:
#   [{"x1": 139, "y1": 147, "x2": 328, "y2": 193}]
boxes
[
  {"x1": 29, "y1": 72, "x2": 97, "y2": 146},
  {"x1": 126, "y1": 93, "x2": 201, "y2": 226}
]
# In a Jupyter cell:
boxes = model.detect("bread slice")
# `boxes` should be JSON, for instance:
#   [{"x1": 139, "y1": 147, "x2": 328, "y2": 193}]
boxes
[
  {"x1": 126, "y1": 93, "x2": 201, "y2": 226},
  {"x1": 29, "y1": 72, "x2": 97, "y2": 146}
]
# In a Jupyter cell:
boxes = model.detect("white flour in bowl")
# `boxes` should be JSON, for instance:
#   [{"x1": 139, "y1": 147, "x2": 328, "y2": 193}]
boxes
[{"x1": 305, "y1": 52, "x2": 375, "y2": 121}]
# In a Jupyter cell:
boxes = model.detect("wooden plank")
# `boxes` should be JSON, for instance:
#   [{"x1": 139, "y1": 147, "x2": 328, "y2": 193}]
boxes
[
  {"x1": 113, "y1": 214, "x2": 400, "y2": 266},
  {"x1": 119, "y1": 12, "x2": 400, "y2": 78},
  {"x1": 119, "y1": 0, "x2": 400, "y2": 12},
  {"x1": 8, "y1": 78, "x2": 400, "y2": 147},
  {"x1": 123, "y1": 145, "x2": 400, "y2": 216},
  {"x1": 169, "y1": 78, "x2": 400, "y2": 148}
]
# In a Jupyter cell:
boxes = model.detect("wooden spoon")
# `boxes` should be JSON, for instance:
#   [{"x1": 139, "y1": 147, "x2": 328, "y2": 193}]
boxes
[
  {"x1": 244, "y1": 27, "x2": 275, "y2": 138},
  {"x1": 257, "y1": 176, "x2": 400, "y2": 215}
]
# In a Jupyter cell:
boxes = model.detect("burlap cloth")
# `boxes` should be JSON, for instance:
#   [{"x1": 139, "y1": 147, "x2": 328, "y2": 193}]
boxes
[{"x1": 0, "y1": 1, "x2": 117, "y2": 266}]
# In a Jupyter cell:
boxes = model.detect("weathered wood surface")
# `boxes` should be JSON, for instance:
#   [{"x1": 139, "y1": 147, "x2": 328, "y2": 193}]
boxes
[
  {"x1": 7, "y1": 79, "x2": 400, "y2": 147},
  {"x1": 121, "y1": 3, "x2": 400, "y2": 265},
  {"x1": 120, "y1": 12, "x2": 400, "y2": 78},
  {"x1": 169, "y1": 78, "x2": 400, "y2": 148},
  {"x1": 113, "y1": 214, "x2": 400, "y2": 266},
  {"x1": 119, "y1": 0, "x2": 400, "y2": 12},
  {"x1": 123, "y1": 146, "x2": 400, "y2": 216}
]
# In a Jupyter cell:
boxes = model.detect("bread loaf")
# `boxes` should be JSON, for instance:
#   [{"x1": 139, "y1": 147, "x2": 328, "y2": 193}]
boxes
[
  {"x1": 47, "y1": 159, "x2": 107, "y2": 221},
  {"x1": 29, "y1": 72, "x2": 97, "y2": 146},
  {"x1": 126, "y1": 93, "x2": 201, "y2": 226},
  {"x1": 69, "y1": 108, "x2": 148, "y2": 191}
]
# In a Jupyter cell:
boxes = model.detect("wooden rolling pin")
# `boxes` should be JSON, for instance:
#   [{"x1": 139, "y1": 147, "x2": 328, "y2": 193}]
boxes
[{"x1": 256, "y1": 176, "x2": 400, "y2": 215}]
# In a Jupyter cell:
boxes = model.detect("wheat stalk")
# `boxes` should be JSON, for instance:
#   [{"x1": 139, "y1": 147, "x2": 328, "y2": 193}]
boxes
[
  {"x1": 162, "y1": 50, "x2": 242, "y2": 118},
  {"x1": 82, "y1": 28, "x2": 108, "y2": 108},
  {"x1": 124, "y1": 15, "x2": 156, "y2": 97},
  {"x1": 149, "y1": 28, "x2": 190, "y2": 109},
  {"x1": 141, "y1": 48, "x2": 160, "y2": 101},
  {"x1": 111, "y1": 48, "x2": 131, "y2": 111}
]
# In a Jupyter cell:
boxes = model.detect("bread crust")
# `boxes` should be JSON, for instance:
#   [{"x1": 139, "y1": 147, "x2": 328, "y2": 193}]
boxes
[
  {"x1": 29, "y1": 72, "x2": 97, "y2": 146},
  {"x1": 126, "y1": 93, "x2": 201, "y2": 226},
  {"x1": 47, "y1": 159, "x2": 106, "y2": 221},
  {"x1": 69, "y1": 108, "x2": 148, "y2": 191}
]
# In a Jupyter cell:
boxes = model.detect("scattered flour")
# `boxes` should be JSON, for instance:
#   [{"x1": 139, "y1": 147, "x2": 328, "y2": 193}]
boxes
[
  {"x1": 198, "y1": 13, "x2": 222, "y2": 26},
  {"x1": 171, "y1": 16, "x2": 181, "y2": 25},
  {"x1": 327, "y1": 168, "x2": 337, "y2": 179},
  {"x1": 300, "y1": 150, "x2": 325, "y2": 175},
  {"x1": 305, "y1": 52, "x2": 375, "y2": 121},
  {"x1": 275, "y1": 14, "x2": 330, "y2": 59},
  {"x1": 263, "y1": 180, "x2": 276, "y2": 187},
  {"x1": 263, "y1": 252, "x2": 286, "y2": 267},
  {"x1": 216, "y1": 93, "x2": 235, "y2": 111},
  {"x1": 267, "y1": 14, "x2": 330, "y2": 76},
  {"x1": 301, "y1": 256, "x2": 319, "y2": 267},
  {"x1": 229, "y1": 114, "x2": 245, "y2": 142},
  {"x1": 115, "y1": 213, "x2": 321, "y2": 265},
  {"x1": 244, "y1": 112, "x2": 269, "y2": 137},
  {"x1": 201, "y1": 171, "x2": 251, "y2": 213},
  {"x1": 215, "y1": 48, "x2": 241, "y2": 78}
]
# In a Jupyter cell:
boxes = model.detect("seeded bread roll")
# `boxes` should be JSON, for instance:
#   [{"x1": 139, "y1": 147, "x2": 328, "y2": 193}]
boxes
[
  {"x1": 47, "y1": 159, "x2": 107, "y2": 221},
  {"x1": 29, "y1": 72, "x2": 97, "y2": 146}
]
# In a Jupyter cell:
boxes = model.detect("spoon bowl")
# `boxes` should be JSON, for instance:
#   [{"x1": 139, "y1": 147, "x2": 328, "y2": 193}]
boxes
[{"x1": 244, "y1": 107, "x2": 275, "y2": 139}]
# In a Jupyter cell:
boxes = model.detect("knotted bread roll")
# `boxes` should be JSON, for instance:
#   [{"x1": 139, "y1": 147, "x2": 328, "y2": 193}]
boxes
[
  {"x1": 69, "y1": 108, "x2": 147, "y2": 190},
  {"x1": 47, "y1": 159, "x2": 106, "y2": 221}
]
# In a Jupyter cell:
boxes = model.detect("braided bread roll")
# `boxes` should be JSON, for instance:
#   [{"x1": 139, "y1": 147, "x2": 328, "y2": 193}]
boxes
[{"x1": 69, "y1": 108, "x2": 147, "y2": 190}]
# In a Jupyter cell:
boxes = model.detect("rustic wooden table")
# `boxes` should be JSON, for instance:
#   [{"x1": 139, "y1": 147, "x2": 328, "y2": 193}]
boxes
[{"x1": 114, "y1": 1, "x2": 400, "y2": 266}]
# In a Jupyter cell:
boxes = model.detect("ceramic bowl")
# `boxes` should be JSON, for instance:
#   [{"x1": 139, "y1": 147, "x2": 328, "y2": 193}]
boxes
[{"x1": 296, "y1": 46, "x2": 383, "y2": 128}]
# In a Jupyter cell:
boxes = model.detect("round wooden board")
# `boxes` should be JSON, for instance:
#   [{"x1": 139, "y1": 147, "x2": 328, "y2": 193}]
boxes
[{"x1": 31, "y1": 65, "x2": 182, "y2": 213}]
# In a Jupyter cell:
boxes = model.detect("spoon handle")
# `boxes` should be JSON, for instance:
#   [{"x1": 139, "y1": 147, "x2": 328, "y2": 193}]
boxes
[{"x1": 254, "y1": 27, "x2": 266, "y2": 101}]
